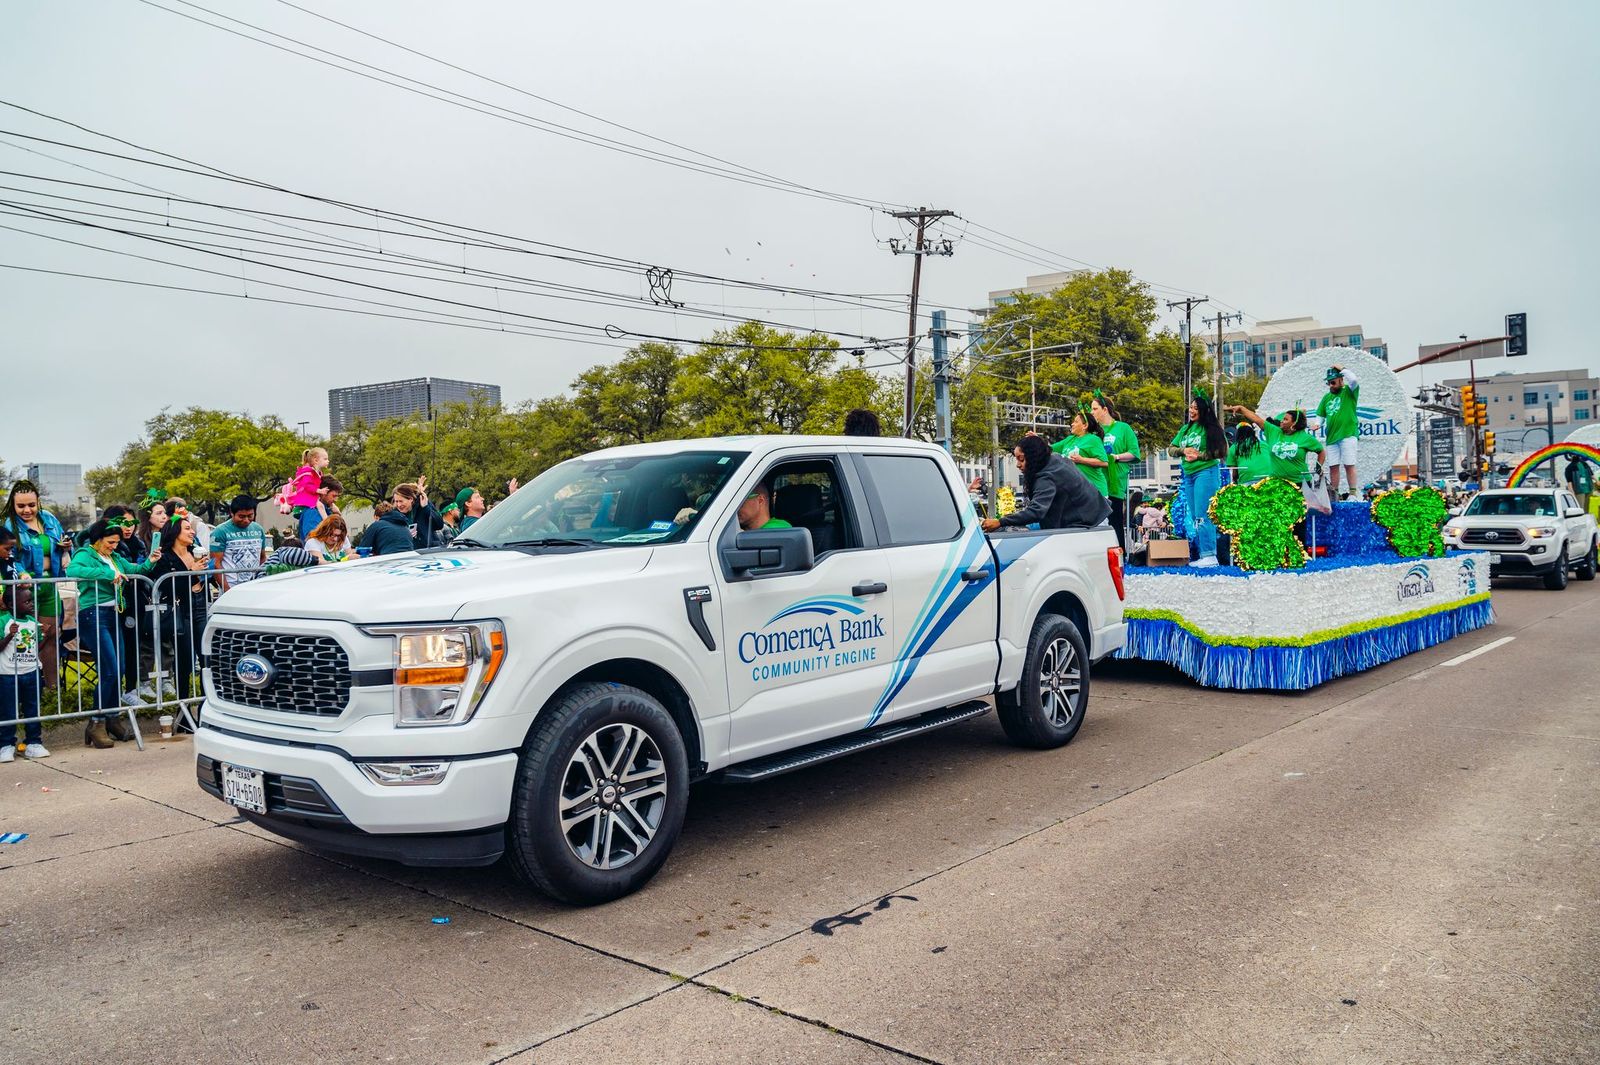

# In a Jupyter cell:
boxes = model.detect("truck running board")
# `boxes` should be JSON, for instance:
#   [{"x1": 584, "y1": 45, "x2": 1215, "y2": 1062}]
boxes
[{"x1": 721, "y1": 700, "x2": 991, "y2": 784}]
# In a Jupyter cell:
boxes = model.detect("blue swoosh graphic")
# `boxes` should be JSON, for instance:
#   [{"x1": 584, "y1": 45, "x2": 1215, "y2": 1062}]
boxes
[{"x1": 765, "y1": 596, "x2": 867, "y2": 626}]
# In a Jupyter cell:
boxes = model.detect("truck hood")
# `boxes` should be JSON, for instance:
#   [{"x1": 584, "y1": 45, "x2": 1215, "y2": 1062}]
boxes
[{"x1": 208, "y1": 547, "x2": 653, "y2": 624}]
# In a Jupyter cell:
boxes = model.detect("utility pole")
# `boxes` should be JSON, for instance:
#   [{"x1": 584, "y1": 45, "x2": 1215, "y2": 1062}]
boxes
[
  {"x1": 297, "y1": 420, "x2": 310, "y2": 441},
  {"x1": 989, "y1": 395, "x2": 1001, "y2": 516},
  {"x1": 1167, "y1": 296, "x2": 1209, "y2": 401},
  {"x1": 931, "y1": 310, "x2": 953, "y2": 452},
  {"x1": 889, "y1": 207, "x2": 954, "y2": 435},
  {"x1": 1201, "y1": 310, "x2": 1243, "y2": 412}
]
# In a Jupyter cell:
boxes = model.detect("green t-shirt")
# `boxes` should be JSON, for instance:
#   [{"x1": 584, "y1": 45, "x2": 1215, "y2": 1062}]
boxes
[
  {"x1": 1228, "y1": 440, "x2": 1275, "y2": 484},
  {"x1": 1170, "y1": 423, "x2": 1220, "y2": 476},
  {"x1": 1262, "y1": 422, "x2": 1324, "y2": 483},
  {"x1": 1052, "y1": 433, "x2": 1109, "y2": 496},
  {"x1": 1100, "y1": 420, "x2": 1139, "y2": 499},
  {"x1": 1315, "y1": 381, "x2": 1360, "y2": 445},
  {"x1": 759, "y1": 518, "x2": 792, "y2": 530}
]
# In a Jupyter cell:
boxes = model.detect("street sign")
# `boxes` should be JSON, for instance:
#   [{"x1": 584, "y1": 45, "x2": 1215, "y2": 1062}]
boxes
[
  {"x1": 1427, "y1": 417, "x2": 1456, "y2": 479},
  {"x1": 1416, "y1": 338, "x2": 1507, "y2": 366}
]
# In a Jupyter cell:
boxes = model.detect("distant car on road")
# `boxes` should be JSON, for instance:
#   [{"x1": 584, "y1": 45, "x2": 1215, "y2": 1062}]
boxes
[{"x1": 1443, "y1": 487, "x2": 1598, "y2": 590}]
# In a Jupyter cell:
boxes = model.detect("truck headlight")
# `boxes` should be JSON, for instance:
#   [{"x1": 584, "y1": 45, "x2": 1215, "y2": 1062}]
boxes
[
  {"x1": 1444, "y1": 525, "x2": 1463, "y2": 538},
  {"x1": 364, "y1": 622, "x2": 506, "y2": 727},
  {"x1": 1528, "y1": 525, "x2": 1558, "y2": 539}
]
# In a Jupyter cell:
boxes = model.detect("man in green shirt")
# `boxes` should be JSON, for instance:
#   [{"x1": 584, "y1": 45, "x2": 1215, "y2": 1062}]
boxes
[
  {"x1": 1052, "y1": 411, "x2": 1110, "y2": 497},
  {"x1": 1091, "y1": 392, "x2": 1139, "y2": 552},
  {"x1": 1314, "y1": 365, "x2": 1360, "y2": 500},
  {"x1": 737, "y1": 482, "x2": 792, "y2": 532}
]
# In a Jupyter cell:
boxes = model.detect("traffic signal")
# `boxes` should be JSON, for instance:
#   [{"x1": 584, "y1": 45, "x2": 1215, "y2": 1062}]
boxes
[
  {"x1": 1460, "y1": 384, "x2": 1476, "y2": 424},
  {"x1": 1506, "y1": 312, "x2": 1527, "y2": 357},
  {"x1": 1483, "y1": 431, "x2": 1496, "y2": 455},
  {"x1": 1475, "y1": 400, "x2": 1488, "y2": 425},
  {"x1": 1480, "y1": 457, "x2": 1491, "y2": 473}
]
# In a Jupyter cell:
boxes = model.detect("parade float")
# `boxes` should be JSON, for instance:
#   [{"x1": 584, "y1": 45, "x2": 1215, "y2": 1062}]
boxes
[{"x1": 1116, "y1": 348, "x2": 1494, "y2": 690}]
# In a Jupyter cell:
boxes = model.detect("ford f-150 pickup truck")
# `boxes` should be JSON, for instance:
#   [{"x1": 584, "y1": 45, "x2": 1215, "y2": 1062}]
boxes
[
  {"x1": 1443, "y1": 487, "x2": 1598, "y2": 590},
  {"x1": 196, "y1": 436, "x2": 1126, "y2": 903}
]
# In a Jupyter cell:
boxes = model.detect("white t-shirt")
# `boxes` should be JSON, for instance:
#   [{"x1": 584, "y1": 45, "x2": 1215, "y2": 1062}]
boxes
[
  {"x1": 0, "y1": 614, "x2": 41, "y2": 676},
  {"x1": 305, "y1": 535, "x2": 352, "y2": 558}
]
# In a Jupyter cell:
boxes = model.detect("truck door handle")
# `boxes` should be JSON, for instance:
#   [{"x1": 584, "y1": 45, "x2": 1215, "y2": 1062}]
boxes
[
  {"x1": 961, "y1": 566, "x2": 990, "y2": 583},
  {"x1": 852, "y1": 581, "x2": 888, "y2": 596}
]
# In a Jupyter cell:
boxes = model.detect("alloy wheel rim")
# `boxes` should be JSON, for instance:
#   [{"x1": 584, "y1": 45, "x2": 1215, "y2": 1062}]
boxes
[
  {"x1": 1038, "y1": 636, "x2": 1082, "y2": 728},
  {"x1": 559, "y1": 722, "x2": 668, "y2": 870}
]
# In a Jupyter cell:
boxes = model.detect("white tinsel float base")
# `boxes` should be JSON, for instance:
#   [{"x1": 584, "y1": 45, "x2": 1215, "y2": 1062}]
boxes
[{"x1": 1114, "y1": 554, "x2": 1494, "y2": 690}]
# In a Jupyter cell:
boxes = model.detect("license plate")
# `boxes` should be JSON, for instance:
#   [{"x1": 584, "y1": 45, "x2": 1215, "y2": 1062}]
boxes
[
  {"x1": 1486, "y1": 552, "x2": 1500, "y2": 565},
  {"x1": 221, "y1": 763, "x2": 266, "y2": 814}
]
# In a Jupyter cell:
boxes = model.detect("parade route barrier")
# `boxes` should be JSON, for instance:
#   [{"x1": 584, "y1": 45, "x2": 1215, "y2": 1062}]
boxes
[{"x1": 0, "y1": 567, "x2": 264, "y2": 751}]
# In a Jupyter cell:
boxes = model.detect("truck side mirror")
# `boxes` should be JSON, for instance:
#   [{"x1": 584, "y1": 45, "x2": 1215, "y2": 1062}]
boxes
[
  {"x1": 1566, "y1": 508, "x2": 1586, "y2": 519},
  {"x1": 723, "y1": 527, "x2": 815, "y2": 578}
]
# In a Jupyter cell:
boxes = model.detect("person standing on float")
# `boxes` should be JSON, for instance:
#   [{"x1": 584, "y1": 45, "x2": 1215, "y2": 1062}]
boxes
[{"x1": 1090, "y1": 390, "x2": 1139, "y2": 553}]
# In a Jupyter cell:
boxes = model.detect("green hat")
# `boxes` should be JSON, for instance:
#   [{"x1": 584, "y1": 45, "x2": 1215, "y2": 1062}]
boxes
[
  {"x1": 454, "y1": 487, "x2": 476, "y2": 509},
  {"x1": 441, "y1": 502, "x2": 460, "y2": 516},
  {"x1": 1192, "y1": 384, "x2": 1211, "y2": 402},
  {"x1": 1325, "y1": 365, "x2": 1344, "y2": 383}
]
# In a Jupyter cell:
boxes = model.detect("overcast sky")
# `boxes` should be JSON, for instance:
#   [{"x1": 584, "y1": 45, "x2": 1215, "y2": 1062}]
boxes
[{"x1": 2, "y1": 0, "x2": 1596, "y2": 472}]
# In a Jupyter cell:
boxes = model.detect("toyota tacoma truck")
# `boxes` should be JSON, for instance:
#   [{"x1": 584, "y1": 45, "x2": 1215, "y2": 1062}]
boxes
[
  {"x1": 196, "y1": 436, "x2": 1126, "y2": 903},
  {"x1": 1443, "y1": 486, "x2": 1598, "y2": 590}
]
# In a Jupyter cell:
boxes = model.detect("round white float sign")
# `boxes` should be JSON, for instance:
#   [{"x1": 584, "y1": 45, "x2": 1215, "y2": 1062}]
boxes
[
  {"x1": 1565, "y1": 423, "x2": 1600, "y2": 448},
  {"x1": 1258, "y1": 346, "x2": 1413, "y2": 489}
]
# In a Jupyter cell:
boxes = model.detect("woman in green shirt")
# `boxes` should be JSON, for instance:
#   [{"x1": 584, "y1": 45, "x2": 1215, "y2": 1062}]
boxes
[
  {"x1": 67, "y1": 518, "x2": 158, "y2": 746},
  {"x1": 1167, "y1": 389, "x2": 1229, "y2": 567},
  {"x1": 1227, "y1": 422, "x2": 1275, "y2": 485},
  {"x1": 1227, "y1": 406, "x2": 1325, "y2": 484},
  {"x1": 1051, "y1": 411, "x2": 1110, "y2": 497}
]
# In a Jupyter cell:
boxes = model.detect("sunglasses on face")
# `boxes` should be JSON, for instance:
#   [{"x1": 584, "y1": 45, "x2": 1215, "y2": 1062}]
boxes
[{"x1": 115, "y1": 518, "x2": 137, "y2": 528}]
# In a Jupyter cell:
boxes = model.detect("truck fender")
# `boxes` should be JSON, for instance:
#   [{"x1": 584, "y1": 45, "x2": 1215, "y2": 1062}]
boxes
[{"x1": 997, "y1": 568, "x2": 1102, "y2": 693}]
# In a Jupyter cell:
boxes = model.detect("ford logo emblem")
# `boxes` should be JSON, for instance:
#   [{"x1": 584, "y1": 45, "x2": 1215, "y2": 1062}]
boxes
[
  {"x1": 1484, "y1": 531, "x2": 1500, "y2": 541},
  {"x1": 235, "y1": 654, "x2": 276, "y2": 690}
]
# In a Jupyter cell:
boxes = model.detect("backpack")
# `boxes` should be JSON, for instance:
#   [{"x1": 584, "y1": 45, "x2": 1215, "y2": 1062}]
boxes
[{"x1": 273, "y1": 478, "x2": 295, "y2": 515}]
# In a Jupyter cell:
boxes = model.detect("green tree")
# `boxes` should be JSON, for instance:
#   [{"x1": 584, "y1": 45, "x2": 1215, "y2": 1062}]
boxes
[
  {"x1": 86, "y1": 440, "x2": 150, "y2": 506},
  {"x1": 141, "y1": 408, "x2": 309, "y2": 507},
  {"x1": 568, "y1": 342, "x2": 685, "y2": 446},
  {"x1": 673, "y1": 322, "x2": 842, "y2": 435}
]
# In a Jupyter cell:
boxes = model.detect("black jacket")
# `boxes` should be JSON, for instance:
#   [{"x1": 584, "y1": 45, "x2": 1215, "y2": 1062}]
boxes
[
  {"x1": 1001, "y1": 454, "x2": 1110, "y2": 530},
  {"x1": 365, "y1": 509, "x2": 416, "y2": 557}
]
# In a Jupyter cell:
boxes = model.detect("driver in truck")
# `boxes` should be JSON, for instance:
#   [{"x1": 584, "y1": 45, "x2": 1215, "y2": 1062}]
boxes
[{"x1": 736, "y1": 481, "x2": 792, "y2": 532}]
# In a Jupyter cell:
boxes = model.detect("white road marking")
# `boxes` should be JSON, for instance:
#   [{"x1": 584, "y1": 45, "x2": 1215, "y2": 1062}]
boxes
[{"x1": 1411, "y1": 636, "x2": 1517, "y2": 680}]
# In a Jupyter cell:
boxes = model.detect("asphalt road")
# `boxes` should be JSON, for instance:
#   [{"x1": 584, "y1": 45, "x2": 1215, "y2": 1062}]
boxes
[{"x1": 3, "y1": 580, "x2": 1597, "y2": 1064}]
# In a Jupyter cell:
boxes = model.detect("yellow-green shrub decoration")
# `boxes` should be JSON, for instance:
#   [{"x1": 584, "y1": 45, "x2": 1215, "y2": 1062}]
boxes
[
  {"x1": 1208, "y1": 477, "x2": 1308, "y2": 571},
  {"x1": 1371, "y1": 486, "x2": 1449, "y2": 558}
]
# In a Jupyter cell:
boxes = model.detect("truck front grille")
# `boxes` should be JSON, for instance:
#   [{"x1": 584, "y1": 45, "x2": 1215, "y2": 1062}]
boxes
[
  {"x1": 1462, "y1": 527, "x2": 1526, "y2": 545},
  {"x1": 209, "y1": 628, "x2": 352, "y2": 716}
]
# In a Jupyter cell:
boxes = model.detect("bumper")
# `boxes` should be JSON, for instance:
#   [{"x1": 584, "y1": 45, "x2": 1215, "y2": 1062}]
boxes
[
  {"x1": 1445, "y1": 543, "x2": 1560, "y2": 577},
  {"x1": 195, "y1": 721, "x2": 518, "y2": 862},
  {"x1": 1092, "y1": 620, "x2": 1128, "y2": 662}
]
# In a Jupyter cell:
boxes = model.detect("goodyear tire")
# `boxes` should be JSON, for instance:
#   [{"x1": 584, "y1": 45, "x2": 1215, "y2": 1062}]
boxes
[
  {"x1": 1575, "y1": 540, "x2": 1597, "y2": 582},
  {"x1": 1543, "y1": 546, "x2": 1570, "y2": 590},
  {"x1": 507, "y1": 681, "x2": 689, "y2": 905},
  {"x1": 995, "y1": 613, "x2": 1090, "y2": 749}
]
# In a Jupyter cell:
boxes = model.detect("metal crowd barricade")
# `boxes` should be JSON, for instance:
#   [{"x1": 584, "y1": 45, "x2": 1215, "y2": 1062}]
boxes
[{"x1": 0, "y1": 565, "x2": 266, "y2": 753}]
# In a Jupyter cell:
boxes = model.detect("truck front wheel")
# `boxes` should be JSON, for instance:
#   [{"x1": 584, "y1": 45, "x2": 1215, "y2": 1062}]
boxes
[
  {"x1": 1575, "y1": 539, "x2": 1597, "y2": 581},
  {"x1": 507, "y1": 681, "x2": 689, "y2": 905},
  {"x1": 995, "y1": 613, "x2": 1090, "y2": 749}
]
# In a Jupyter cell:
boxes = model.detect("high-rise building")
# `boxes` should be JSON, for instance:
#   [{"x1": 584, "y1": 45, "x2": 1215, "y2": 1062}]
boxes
[
  {"x1": 1202, "y1": 316, "x2": 1390, "y2": 377},
  {"x1": 328, "y1": 377, "x2": 501, "y2": 433},
  {"x1": 982, "y1": 271, "x2": 1087, "y2": 314},
  {"x1": 24, "y1": 462, "x2": 87, "y2": 506}
]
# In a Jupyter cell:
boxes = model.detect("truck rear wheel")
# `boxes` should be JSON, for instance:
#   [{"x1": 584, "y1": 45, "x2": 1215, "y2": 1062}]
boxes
[
  {"x1": 506, "y1": 681, "x2": 689, "y2": 905},
  {"x1": 995, "y1": 613, "x2": 1090, "y2": 749}
]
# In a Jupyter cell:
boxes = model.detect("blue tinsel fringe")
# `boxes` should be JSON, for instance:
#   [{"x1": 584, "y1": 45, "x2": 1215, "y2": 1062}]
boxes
[
  {"x1": 1114, "y1": 600, "x2": 1495, "y2": 690},
  {"x1": 1309, "y1": 500, "x2": 1392, "y2": 556}
]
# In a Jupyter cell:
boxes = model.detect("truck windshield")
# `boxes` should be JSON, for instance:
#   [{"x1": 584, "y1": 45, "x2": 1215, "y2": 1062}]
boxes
[
  {"x1": 462, "y1": 450, "x2": 748, "y2": 548},
  {"x1": 1463, "y1": 493, "x2": 1558, "y2": 517}
]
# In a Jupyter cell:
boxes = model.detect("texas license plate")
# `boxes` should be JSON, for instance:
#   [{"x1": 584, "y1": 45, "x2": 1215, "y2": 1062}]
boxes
[{"x1": 221, "y1": 763, "x2": 266, "y2": 814}]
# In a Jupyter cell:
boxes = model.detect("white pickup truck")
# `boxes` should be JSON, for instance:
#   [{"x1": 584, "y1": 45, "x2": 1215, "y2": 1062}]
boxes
[
  {"x1": 1443, "y1": 486, "x2": 1599, "y2": 590},
  {"x1": 196, "y1": 436, "x2": 1126, "y2": 903}
]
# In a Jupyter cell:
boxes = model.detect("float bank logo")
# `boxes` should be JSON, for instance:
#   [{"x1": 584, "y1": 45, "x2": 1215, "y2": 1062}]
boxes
[
  {"x1": 1458, "y1": 557, "x2": 1480, "y2": 597},
  {"x1": 741, "y1": 595, "x2": 888, "y2": 682},
  {"x1": 1396, "y1": 563, "x2": 1436, "y2": 602}
]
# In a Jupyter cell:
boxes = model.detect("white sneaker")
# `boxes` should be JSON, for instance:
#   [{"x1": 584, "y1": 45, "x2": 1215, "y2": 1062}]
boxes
[
  {"x1": 1191, "y1": 556, "x2": 1220, "y2": 569},
  {"x1": 121, "y1": 690, "x2": 145, "y2": 707},
  {"x1": 0, "y1": 745, "x2": 13, "y2": 763},
  {"x1": 23, "y1": 743, "x2": 50, "y2": 759}
]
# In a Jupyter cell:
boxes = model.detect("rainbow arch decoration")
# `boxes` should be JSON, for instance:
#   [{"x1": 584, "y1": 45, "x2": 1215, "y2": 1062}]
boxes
[{"x1": 1506, "y1": 443, "x2": 1600, "y2": 487}]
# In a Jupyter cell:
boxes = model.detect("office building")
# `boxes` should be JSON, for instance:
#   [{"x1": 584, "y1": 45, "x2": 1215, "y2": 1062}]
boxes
[
  {"x1": 328, "y1": 377, "x2": 501, "y2": 433},
  {"x1": 982, "y1": 271, "x2": 1087, "y2": 314},
  {"x1": 1440, "y1": 367, "x2": 1600, "y2": 447},
  {"x1": 1202, "y1": 316, "x2": 1390, "y2": 378},
  {"x1": 24, "y1": 462, "x2": 87, "y2": 506}
]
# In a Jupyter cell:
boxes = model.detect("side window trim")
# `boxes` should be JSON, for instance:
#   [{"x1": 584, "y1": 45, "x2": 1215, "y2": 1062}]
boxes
[{"x1": 849, "y1": 452, "x2": 965, "y2": 547}]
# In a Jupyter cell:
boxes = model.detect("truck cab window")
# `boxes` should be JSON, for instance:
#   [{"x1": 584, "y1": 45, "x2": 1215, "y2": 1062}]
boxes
[
  {"x1": 858, "y1": 454, "x2": 962, "y2": 545},
  {"x1": 762, "y1": 460, "x2": 859, "y2": 558}
]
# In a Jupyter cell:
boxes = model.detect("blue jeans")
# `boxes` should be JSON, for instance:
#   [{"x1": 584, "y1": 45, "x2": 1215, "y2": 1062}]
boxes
[
  {"x1": 78, "y1": 604, "x2": 123, "y2": 718},
  {"x1": 296, "y1": 506, "x2": 322, "y2": 542},
  {"x1": 1186, "y1": 463, "x2": 1222, "y2": 561},
  {"x1": 0, "y1": 671, "x2": 42, "y2": 746}
]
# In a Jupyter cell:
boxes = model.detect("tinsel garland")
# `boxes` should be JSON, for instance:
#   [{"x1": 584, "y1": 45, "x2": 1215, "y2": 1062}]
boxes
[
  {"x1": 1371, "y1": 486, "x2": 1449, "y2": 557},
  {"x1": 1169, "y1": 477, "x2": 1192, "y2": 539},
  {"x1": 997, "y1": 485, "x2": 1017, "y2": 518},
  {"x1": 1207, "y1": 477, "x2": 1308, "y2": 571},
  {"x1": 1116, "y1": 598, "x2": 1494, "y2": 689},
  {"x1": 1308, "y1": 500, "x2": 1393, "y2": 557}
]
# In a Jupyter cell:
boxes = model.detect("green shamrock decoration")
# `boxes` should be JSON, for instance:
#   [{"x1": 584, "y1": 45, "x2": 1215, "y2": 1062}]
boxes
[
  {"x1": 1208, "y1": 477, "x2": 1308, "y2": 571},
  {"x1": 1371, "y1": 486, "x2": 1448, "y2": 558}
]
